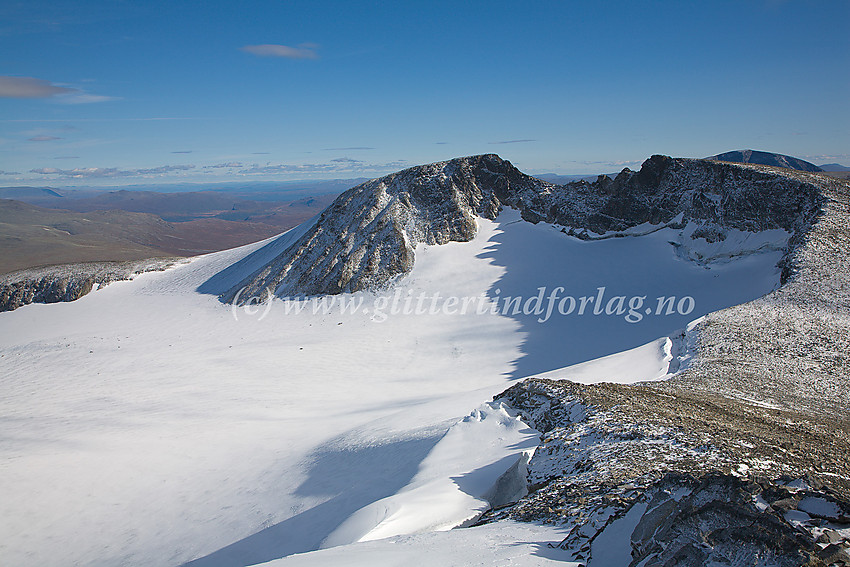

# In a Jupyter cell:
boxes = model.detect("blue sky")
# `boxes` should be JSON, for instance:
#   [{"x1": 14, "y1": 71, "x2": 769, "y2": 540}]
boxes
[{"x1": 1, "y1": 0, "x2": 848, "y2": 187}]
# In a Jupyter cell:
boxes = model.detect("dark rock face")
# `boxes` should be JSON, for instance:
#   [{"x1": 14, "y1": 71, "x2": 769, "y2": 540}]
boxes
[
  {"x1": 222, "y1": 153, "x2": 826, "y2": 302},
  {"x1": 707, "y1": 149, "x2": 823, "y2": 173},
  {"x1": 0, "y1": 259, "x2": 176, "y2": 312},
  {"x1": 505, "y1": 154, "x2": 824, "y2": 235},
  {"x1": 0, "y1": 276, "x2": 95, "y2": 310},
  {"x1": 627, "y1": 475, "x2": 835, "y2": 567}
]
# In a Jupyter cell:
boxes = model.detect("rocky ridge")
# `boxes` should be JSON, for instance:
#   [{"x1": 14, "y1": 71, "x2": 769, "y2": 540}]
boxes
[
  {"x1": 486, "y1": 377, "x2": 850, "y2": 566},
  {"x1": 0, "y1": 258, "x2": 178, "y2": 312},
  {"x1": 223, "y1": 153, "x2": 826, "y2": 302}
]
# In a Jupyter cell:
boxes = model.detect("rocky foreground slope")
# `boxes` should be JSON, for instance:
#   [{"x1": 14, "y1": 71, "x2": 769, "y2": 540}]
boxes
[
  {"x1": 481, "y1": 168, "x2": 850, "y2": 566},
  {"x1": 221, "y1": 153, "x2": 824, "y2": 302}
]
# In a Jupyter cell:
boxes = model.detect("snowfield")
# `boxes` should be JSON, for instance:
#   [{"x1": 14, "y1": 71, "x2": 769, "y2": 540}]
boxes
[{"x1": 0, "y1": 209, "x2": 786, "y2": 566}]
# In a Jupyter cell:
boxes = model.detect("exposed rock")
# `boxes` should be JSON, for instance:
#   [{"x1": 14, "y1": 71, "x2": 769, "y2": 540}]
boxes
[
  {"x1": 0, "y1": 258, "x2": 177, "y2": 312},
  {"x1": 817, "y1": 530, "x2": 845, "y2": 545},
  {"x1": 486, "y1": 378, "x2": 850, "y2": 566},
  {"x1": 819, "y1": 544, "x2": 850, "y2": 566}
]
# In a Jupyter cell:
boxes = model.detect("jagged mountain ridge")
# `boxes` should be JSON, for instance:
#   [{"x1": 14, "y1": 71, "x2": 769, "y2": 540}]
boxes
[{"x1": 220, "y1": 153, "x2": 825, "y2": 302}]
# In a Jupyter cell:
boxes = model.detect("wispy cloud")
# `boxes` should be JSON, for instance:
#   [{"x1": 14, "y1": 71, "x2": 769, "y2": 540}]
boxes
[
  {"x1": 54, "y1": 156, "x2": 79, "y2": 160},
  {"x1": 0, "y1": 76, "x2": 117, "y2": 104},
  {"x1": 568, "y1": 159, "x2": 643, "y2": 168},
  {"x1": 489, "y1": 139, "x2": 536, "y2": 145},
  {"x1": 171, "y1": 150, "x2": 193, "y2": 154},
  {"x1": 238, "y1": 160, "x2": 406, "y2": 175},
  {"x1": 28, "y1": 135, "x2": 63, "y2": 142},
  {"x1": 30, "y1": 164, "x2": 195, "y2": 179},
  {"x1": 802, "y1": 153, "x2": 850, "y2": 163},
  {"x1": 240, "y1": 43, "x2": 319, "y2": 59},
  {"x1": 0, "y1": 117, "x2": 199, "y2": 123},
  {"x1": 0, "y1": 170, "x2": 22, "y2": 175},
  {"x1": 0, "y1": 76, "x2": 76, "y2": 98},
  {"x1": 324, "y1": 146, "x2": 374, "y2": 151},
  {"x1": 135, "y1": 165, "x2": 195, "y2": 175},
  {"x1": 25, "y1": 158, "x2": 410, "y2": 181},
  {"x1": 59, "y1": 93, "x2": 119, "y2": 104},
  {"x1": 203, "y1": 162, "x2": 244, "y2": 169}
]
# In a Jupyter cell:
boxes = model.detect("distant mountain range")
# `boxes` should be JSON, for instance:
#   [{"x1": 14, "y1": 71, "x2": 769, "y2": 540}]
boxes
[
  {"x1": 0, "y1": 186, "x2": 65, "y2": 201},
  {"x1": 819, "y1": 163, "x2": 850, "y2": 172},
  {"x1": 0, "y1": 186, "x2": 339, "y2": 224},
  {"x1": 706, "y1": 149, "x2": 822, "y2": 172}
]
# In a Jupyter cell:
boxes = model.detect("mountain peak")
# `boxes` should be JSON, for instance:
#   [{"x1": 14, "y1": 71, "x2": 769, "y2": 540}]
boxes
[
  {"x1": 215, "y1": 154, "x2": 550, "y2": 301},
  {"x1": 706, "y1": 149, "x2": 822, "y2": 172}
]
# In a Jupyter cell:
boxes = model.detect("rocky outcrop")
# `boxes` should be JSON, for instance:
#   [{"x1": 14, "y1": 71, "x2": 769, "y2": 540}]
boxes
[
  {"x1": 509, "y1": 154, "x2": 824, "y2": 235},
  {"x1": 222, "y1": 154, "x2": 827, "y2": 302},
  {"x1": 0, "y1": 258, "x2": 176, "y2": 312},
  {"x1": 486, "y1": 378, "x2": 850, "y2": 566}
]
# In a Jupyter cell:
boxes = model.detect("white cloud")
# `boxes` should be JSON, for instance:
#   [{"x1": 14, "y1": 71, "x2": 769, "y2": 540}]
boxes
[
  {"x1": 240, "y1": 43, "x2": 319, "y2": 59},
  {"x1": 26, "y1": 159, "x2": 411, "y2": 182},
  {"x1": 238, "y1": 160, "x2": 407, "y2": 175},
  {"x1": 204, "y1": 162, "x2": 244, "y2": 169},
  {"x1": 30, "y1": 164, "x2": 195, "y2": 179},
  {"x1": 135, "y1": 164, "x2": 195, "y2": 175}
]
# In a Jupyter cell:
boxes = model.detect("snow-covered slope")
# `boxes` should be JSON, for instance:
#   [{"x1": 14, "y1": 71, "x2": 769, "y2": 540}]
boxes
[{"x1": 0, "y1": 155, "x2": 839, "y2": 567}]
